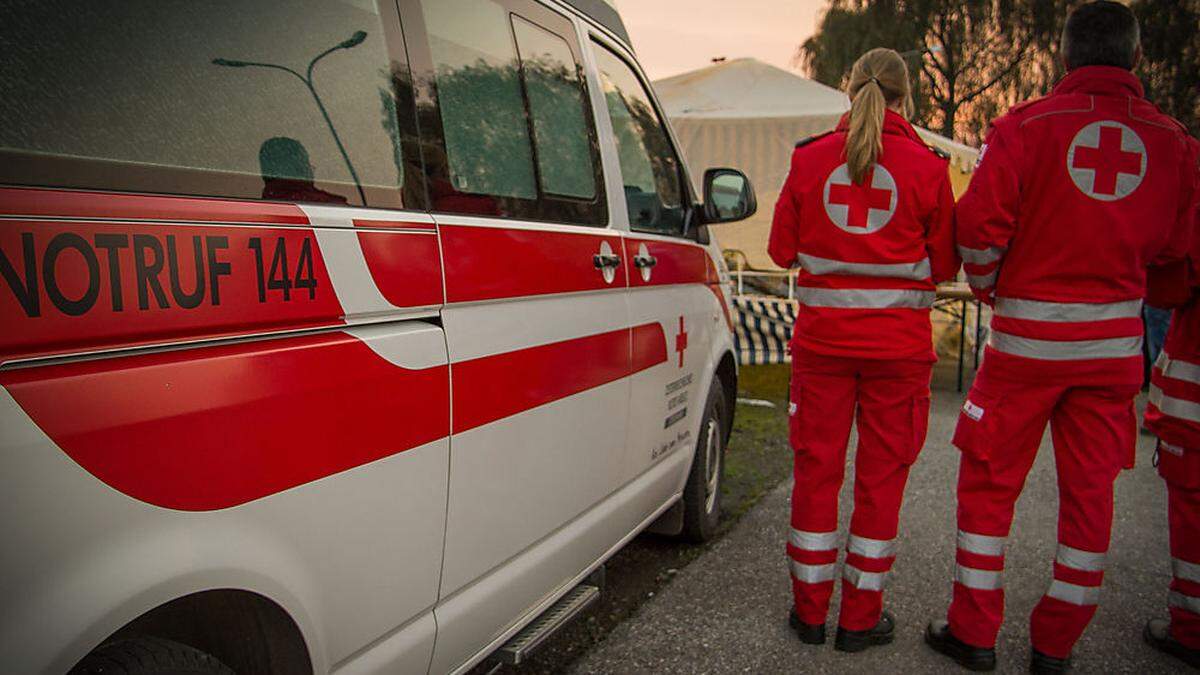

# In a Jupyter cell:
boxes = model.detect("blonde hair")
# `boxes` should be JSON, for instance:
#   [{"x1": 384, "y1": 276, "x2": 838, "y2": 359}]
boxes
[{"x1": 845, "y1": 48, "x2": 911, "y2": 185}]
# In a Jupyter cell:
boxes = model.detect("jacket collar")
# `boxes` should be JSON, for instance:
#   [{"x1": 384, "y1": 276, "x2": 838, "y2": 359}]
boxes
[
  {"x1": 1053, "y1": 66, "x2": 1144, "y2": 99},
  {"x1": 836, "y1": 108, "x2": 924, "y2": 143}
]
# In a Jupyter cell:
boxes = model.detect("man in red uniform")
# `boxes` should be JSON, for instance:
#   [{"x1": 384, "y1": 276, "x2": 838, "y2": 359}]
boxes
[
  {"x1": 925, "y1": 3, "x2": 1198, "y2": 672},
  {"x1": 1142, "y1": 137, "x2": 1200, "y2": 670},
  {"x1": 769, "y1": 48, "x2": 959, "y2": 652}
]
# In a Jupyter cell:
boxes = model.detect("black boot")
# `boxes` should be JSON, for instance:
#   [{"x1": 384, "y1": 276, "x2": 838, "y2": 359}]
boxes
[
  {"x1": 925, "y1": 619, "x2": 997, "y2": 671},
  {"x1": 1144, "y1": 617, "x2": 1200, "y2": 669},
  {"x1": 789, "y1": 609, "x2": 826, "y2": 645},
  {"x1": 1030, "y1": 649, "x2": 1071, "y2": 673},
  {"x1": 835, "y1": 610, "x2": 895, "y2": 652}
]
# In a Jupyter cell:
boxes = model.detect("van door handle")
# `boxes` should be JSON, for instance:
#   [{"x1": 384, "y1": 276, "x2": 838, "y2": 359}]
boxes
[
  {"x1": 633, "y1": 255, "x2": 658, "y2": 269},
  {"x1": 593, "y1": 253, "x2": 622, "y2": 269}
]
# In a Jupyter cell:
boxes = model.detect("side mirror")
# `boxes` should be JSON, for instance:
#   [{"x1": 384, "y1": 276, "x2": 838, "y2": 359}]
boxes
[{"x1": 702, "y1": 168, "x2": 757, "y2": 224}]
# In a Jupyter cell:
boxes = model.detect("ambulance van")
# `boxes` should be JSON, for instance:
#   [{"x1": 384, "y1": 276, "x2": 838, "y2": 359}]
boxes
[{"x1": 0, "y1": 0, "x2": 756, "y2": 672}]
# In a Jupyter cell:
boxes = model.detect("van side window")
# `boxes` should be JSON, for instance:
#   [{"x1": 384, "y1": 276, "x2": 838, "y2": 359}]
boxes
[
  {"x1": 414, "y1": 0, "x2": 607, "y2": 226},
  {"x1": 422, "y1": 0, "x2": 537, "y2": 200},
  {"x1": 591, "y1": 44, "x2": 686, "y2": 236},
  {"x1": 512, "y1": 17, "x2": 596, "y2": 200},
  {"x1": 0, "y1": 0, "x2": 415, "y2": 209}
]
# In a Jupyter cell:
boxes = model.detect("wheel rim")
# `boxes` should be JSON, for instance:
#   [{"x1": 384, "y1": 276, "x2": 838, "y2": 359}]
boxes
[{"x1": 703, "y1": 417, "x2": 720, "y2": 514}]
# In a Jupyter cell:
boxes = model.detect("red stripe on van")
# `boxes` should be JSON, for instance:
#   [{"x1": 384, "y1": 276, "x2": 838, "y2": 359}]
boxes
[
  {"x1": 440, "y1": 225, "x2": 625, "y2": 303},
  {"x1": 453, "y1": 323, "x2": 667, "y2": 433},
  {"x1": 625, "y1": 238, "x2": 709, "y2": 287},
  {"x1": 357, "y1": 231, "x2": 444, "y2": 308},
  {"x1": 0, "y1": 332, "x2": 450, "y2": 511},
  {"x1": 0, "y1": 187, "x2": 310, "y2": 225}
]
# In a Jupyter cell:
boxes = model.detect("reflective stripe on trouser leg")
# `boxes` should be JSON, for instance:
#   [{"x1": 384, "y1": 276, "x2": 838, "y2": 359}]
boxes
[
  {"x1": 788, "y1": 529, "x2": 841, "y2": 625},
  {"x1": 948, "y1": 527, "x2": 1010, "y2": 649},
  {"x1": 1167, "y1": 476, "x2": 1200, "y2": 650},
  {"x1": 1030, "y1": 381, "x2": 1128, "y2": 659},
  {"x1": 1033, "y1": 543, "x2": 1107, "y2": 656}
]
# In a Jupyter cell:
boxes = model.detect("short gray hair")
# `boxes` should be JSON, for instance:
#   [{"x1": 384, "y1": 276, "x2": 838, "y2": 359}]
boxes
[{"x1": 1062, "y1": 1, "x2": 1140, "y2": 71}]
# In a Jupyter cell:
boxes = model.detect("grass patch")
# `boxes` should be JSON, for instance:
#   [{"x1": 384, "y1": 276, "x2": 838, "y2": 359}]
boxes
[{"x1": 720, "y1": 363, "x2": 792, "y2": 524}]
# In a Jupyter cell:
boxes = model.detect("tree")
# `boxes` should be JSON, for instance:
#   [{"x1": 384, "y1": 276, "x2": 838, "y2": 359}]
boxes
[
  {"x1": 800, "y1": 0, "x2": 1200, "y2": 143},
  {"x1": 798, "y1": 0, "x2": 1062, "y2": 143},
  {"x1": 1135, "y1": 0, "x2": 1200, "y2": 136}
]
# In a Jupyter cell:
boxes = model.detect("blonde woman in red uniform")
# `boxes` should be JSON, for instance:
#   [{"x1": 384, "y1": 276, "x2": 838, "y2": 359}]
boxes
[{"x1": 768, "y1": 47, "x2": 959, "y2": 652}]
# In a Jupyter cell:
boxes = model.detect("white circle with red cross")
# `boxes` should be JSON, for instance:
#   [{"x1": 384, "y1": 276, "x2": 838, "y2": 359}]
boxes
[
  {"x1": 822, "y1": 163, "x2": 898, "y2": 234},
  {"x1": 1066, "y1": 121, "x2": 1147, "y2": 201}
]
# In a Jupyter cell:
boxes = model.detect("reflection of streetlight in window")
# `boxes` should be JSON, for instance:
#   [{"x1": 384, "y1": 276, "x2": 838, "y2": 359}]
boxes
[{"x1": 213, "y1": 30, "x2": 368, "y2": 204}]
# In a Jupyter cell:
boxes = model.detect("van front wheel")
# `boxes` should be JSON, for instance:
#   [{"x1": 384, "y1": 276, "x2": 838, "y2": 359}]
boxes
[{"x1": 681, "y1": 377, "x2": 726, "y2": 542}]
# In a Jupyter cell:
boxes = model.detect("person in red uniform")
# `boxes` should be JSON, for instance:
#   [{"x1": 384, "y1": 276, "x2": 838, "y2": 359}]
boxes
[
  {"x1": 1142, "y1": 136, "x2": 1200, "y2": 670},
  {"x1": 924, "y1": 3, "x2": 1198, "y2": 673},
  {"x1": 768, "y1": 47, "x2": 959, "y2": 652}
]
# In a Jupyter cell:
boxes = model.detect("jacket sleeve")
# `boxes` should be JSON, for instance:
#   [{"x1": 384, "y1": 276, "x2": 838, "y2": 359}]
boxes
[
  {"x1": 768, "y1": 150, "x2": 803, "y2": 269},
  {"x1": 926, "y1": 169, "x2": 961, "y2": 284},
  {"x1": 954, "y1": 120, "x2": 1021, "y2": 305},
  {"x1": 1146, "y1": 138, "x2": 1200, "y2": 307}
]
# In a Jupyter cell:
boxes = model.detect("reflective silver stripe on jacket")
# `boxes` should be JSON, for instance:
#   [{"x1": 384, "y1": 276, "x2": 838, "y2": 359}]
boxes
[
  {"x1": 1170, "y1": 590, "x2": 1200, "y2": 615},
  {"x1": 967, "y1": 271, "x2": 997, "y2": 289},
  {"x1": 844, "y1": 564, "x2": 890, "y2": 591},
  {"x1": 797, "y1": 287, "x2": 936, "y2": 309},
  {"x1": 790, "y1": 528, "x2": 841, "y2": 551},
  {"x1": 989, "y1": 331, "x2": 1143, "y2": 361},
  {"x1": 959, "y1": 245, "x2": 1005, "y2": 266},
  {"x1": 1047, "y1": 579, "x2": 1101, "y2": 605},
  {"x1": 1159, "y1": 352, "x2": 1200, "y2": 386},
  {"x1": 1057, "y1": 544, "x2": 1107, "y2": 572},
  {"x1": 1150, "y1": 385, "x2": 1200, "y2": 424},
  {"x1": 957, "y1": 530, "x2": 1006, "y2": 557},
  {"x1": 955, "y1": 564, "x2": 1003, "y2": 590},
  {"x1": 1175, "y1": 558, "x2": 1200, "y2": 584},
  {"x1": 848, "y1": 535, "x2": 897, "y2": 559},
  {"x1": 797, "y1": 253, "x2": 932, "y2": 281},
  {"x1": 995, "y1": 297, "x2": 1143, "y2": 323},
  {"x1": 791, "y1": 560, "x2": 838, "y2": 584}
]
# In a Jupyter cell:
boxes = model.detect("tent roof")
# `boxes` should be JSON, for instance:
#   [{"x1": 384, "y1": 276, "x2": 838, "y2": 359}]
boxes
[{"x1": 653, "y1": 58, "x2": 850, "y2": 119}]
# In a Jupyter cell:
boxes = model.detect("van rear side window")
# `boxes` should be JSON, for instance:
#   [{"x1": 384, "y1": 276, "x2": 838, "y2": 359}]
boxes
[
  {"x1": 0, "y1": 0, "x2": 409, "y2": 208},
  {"x1": 415, "y1": 0, "x2": 606, "y2": 226}
]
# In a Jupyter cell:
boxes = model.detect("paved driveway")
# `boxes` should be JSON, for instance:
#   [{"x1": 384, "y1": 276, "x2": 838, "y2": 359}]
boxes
[{"x1": 571, "y1": 390, "x2": 1182, "y2": 674}]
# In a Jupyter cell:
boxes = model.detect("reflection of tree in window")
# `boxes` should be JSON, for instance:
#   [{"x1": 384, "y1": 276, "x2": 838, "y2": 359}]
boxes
[
  {"x1": 593, "y1": 46, "x2": 684, "y2": 235},
  {"x1": 513, "y1": 16, "x2": 595, "y2": 200}
]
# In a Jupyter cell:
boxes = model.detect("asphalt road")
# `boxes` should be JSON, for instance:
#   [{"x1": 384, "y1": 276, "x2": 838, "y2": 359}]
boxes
[{"x1": 570, "y1": 387, "x2": 1184, "y2": 674}]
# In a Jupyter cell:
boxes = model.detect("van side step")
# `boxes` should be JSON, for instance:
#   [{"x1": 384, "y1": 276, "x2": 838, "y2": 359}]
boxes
[{"x1": 493, "y1": 582, "x2": 601, "y2": 665}]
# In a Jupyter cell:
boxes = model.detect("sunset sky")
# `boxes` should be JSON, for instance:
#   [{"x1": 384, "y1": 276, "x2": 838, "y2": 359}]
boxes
[{"x1": 613, "y1": 0, "x2": 826, "y2": 81}]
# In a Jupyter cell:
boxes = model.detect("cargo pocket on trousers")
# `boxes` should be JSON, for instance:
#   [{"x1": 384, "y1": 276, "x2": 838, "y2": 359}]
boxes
[
  {"x1": 1158, "y1": 442, "x2": 1200, "y2": 489},
  {"x1": 952, "y1": 390, "x2": 1001, "y2": 462}
]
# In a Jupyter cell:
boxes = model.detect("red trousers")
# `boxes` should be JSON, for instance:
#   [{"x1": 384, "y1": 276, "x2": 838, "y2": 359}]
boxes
[
  {"x1": 1158, "y1": 441, "x2": 1200, "y2": 649},
  {"x1": 787, "y1": 351, "x2": 931, "y2": 631},
  {"x1": 948, "y1": 364, "x2": 1138, "y2": 658}
]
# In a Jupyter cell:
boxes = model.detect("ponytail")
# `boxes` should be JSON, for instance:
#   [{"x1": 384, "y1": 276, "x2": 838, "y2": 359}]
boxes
[{"x1": 844, "y1": 48, "x2": 911, "y2": 186}]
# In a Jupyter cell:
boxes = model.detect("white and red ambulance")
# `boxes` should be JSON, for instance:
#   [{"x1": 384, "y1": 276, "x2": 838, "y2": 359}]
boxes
[{"x1": 0, "y1": 0, "x2": 755, "y2": 672}]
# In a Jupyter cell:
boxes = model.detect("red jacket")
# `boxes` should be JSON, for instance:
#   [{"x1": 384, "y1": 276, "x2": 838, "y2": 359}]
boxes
[
  {"x1": 957, "y1": 66, "x2": 1197, "y2": 386},
  {"x1": 1147, "y1": 139, "x2": 1200, "y2": 448},
  {"x1": 768, "y1": 110, "x2": 959, "y2": 361}
]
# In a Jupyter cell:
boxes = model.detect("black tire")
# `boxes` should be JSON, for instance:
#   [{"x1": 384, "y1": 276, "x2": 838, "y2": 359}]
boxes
[
  {"x1": 681, "y1": 376, "x2": 727, "y2": 542},
  {"x1": 70, "y1": 637, "x2": 234, "y2": 675}
]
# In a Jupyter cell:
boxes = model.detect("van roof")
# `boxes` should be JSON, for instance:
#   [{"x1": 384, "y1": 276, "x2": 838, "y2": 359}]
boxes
[{"x1": 561, "y1": 0, "x2": 631, "y2": 46}]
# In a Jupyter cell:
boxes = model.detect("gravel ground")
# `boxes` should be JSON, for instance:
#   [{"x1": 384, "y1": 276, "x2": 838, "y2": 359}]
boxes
[{"x1": 570, "y1": 388, "x2": 1183, "y2": 674}]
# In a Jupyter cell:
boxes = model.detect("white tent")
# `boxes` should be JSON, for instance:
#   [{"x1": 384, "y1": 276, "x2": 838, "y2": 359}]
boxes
[{"x1": 655, "y1": 58, "x2": 977, "y2": 270}]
